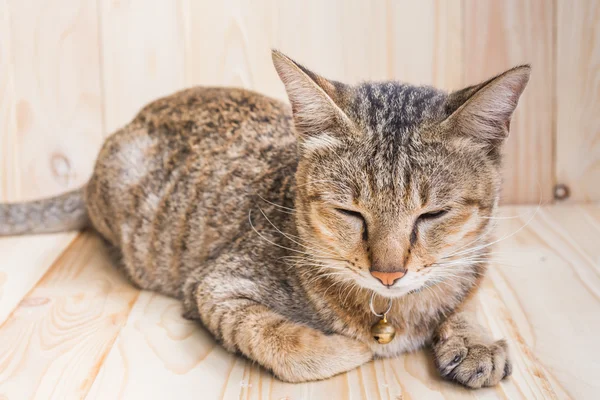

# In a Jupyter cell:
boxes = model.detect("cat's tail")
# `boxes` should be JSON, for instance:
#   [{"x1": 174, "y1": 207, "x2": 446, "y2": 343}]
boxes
[{"x1": 0, "y1": 186, "x2": 89, "y2": 236}]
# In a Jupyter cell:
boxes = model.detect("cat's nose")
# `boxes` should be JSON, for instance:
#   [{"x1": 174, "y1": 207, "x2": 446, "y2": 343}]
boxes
[{"x1": 370, "y1": 269, "x2": 406, "y2": 286}]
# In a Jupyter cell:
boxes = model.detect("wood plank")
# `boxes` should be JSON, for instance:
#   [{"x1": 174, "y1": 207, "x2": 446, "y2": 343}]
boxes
[
  {"x1": 102, "y1": 0, "x2": 461, "y2": 134},
  {"x1": 184, "y1": 0, "x2": 387, "y2": 101},
  {"x1": 0, "y1": 0, "x2": 19, "y2": 202},
  {"x1": 85, "y1": 292, "x2": 231, "y2": 400},
  {"x1": 275, "y1": 0, "x2": 462, "y2": 90},
  {"x1": 99, "y1": 0, "x2": 188, "y2": 133},
  {"x1": 0, "y1": 233, "x2": 139, "y2": 399},
  {"x1": 490, "y1": 204, "x2": 600, "y2": 399},
  {"x1": 184, "y1": 0, "x2": 282, "y2": 99},
  {"x1": 431, "y1": 0, "x2": 464, "y2": 91},
  {"x1": 0, "y1": 233, "x2": 77, "y2": 326},
  {"x1": 6, "y1": 0, "x2": 104, "y2": 200},
  {"x1": 184, "y1": 0, "x2": 462, "y2": 103},
  {"x1": 463, "y1": 1, "x2": 554, "y2": 204},
  {"x1": 274, "y1": 0, "x2": 389, "y2": 87},
  {"x1": 387, "y1": 0, "x2": 463, "y2": 90},
  {"x1": 0, "y1": 0, "x2": 99, "y2": 345},
  {"x1": 556, "y1": 0, "x2": 600, "y2": 202}
]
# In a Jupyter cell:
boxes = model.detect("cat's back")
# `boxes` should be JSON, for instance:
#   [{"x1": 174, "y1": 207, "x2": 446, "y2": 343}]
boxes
[
  {"x1": 86, "y1": 87, "x2": 298, "y2": 295},
  {"x1": 94, "y1": 87, "x2": 295, "y2": 172},
  {"x1": 133, "y1": 87, "x2": 294, "y2": 149}
]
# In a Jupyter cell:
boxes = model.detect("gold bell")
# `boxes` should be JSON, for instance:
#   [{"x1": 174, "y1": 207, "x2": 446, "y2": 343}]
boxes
[{"x1": 371, "y1": 314, "x2": 396, "y2": 344}]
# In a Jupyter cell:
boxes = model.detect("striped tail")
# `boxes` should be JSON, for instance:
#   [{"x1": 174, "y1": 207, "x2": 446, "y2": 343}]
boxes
[{"x1": 0, "y1": 186, "x2": 89, "y2": 236}]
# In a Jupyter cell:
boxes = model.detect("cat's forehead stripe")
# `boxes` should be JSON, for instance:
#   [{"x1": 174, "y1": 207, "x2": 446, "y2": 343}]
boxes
[{"x1": 351, "y1": 82, "x2": 446, "y2": 139}]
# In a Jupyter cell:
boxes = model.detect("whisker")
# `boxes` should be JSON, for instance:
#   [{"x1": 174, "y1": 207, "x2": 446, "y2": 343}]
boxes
[
  {"x1": 256, "y1": 207, "x2": 343, "y2": 260},
  {"x1": 249, "y1": 210, "x2": 322, "y2": 257},
  {"x1": 256, "y1": 193, "x2": 296, "y2": 213},
  {"x1": 252, "y1": 208, "x2": 339, "y2": 260},
  {"x1": 442, "y1": 220, "x2": 498, "y2": 259},
  {"x1": 322, "y1": 276, "x2": 351, "y2": 298},
  {"x1": 342, "y1": 280, "x2": 361, "y2": 305},
  {"x1": 447, "y1": 202, "x2": 542, "y2": 259}
]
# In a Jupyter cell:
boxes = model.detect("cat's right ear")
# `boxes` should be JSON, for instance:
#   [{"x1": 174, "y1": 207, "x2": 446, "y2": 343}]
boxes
[{"x1": 272, "y1": 50, "x2": 354, "y2": 140}]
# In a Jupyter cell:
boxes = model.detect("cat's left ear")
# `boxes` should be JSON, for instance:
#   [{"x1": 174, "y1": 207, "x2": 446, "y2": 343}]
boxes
[
  {"x1": 272, "y1": 50, "x2": 354, "y2": 140},
  {"x1": 444, "y1": 65, "x2": 531, "y2": 144}
]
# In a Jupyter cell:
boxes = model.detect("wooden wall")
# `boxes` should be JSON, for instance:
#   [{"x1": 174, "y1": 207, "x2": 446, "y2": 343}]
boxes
[{"x1": 0, "y1": 0, "x2": 598, "y2": 205}]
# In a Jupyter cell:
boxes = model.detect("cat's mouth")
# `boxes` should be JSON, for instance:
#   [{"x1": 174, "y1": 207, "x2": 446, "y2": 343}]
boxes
[
  {"x1": 358, "y1": 271, "x2": 426, "y2": 298},
  {"x1": 312, "y1": 258, "x2": 429, "y2": 298}
]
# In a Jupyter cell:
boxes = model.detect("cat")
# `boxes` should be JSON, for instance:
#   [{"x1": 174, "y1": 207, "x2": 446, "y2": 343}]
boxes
[{"x1": 0, "y1": 50, "x2": 529, "y2": 388}]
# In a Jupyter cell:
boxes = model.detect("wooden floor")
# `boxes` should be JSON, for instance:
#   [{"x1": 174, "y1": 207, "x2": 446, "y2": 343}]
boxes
[{"x1": 0, "y1": 204, "x2": 598, "y2": 400}]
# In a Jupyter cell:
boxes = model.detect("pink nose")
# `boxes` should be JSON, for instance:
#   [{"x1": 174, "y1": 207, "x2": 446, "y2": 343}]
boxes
[{"x1": 370, "y1": 270, "x2": 406, "y2": 286}]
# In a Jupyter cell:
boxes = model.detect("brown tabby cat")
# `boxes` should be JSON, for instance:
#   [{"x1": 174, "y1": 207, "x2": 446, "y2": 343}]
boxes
[{"x1": 0, "y1": 50, "x2": 530, "y2": 388}]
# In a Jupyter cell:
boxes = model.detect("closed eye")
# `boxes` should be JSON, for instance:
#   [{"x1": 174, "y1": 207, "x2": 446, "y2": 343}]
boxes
[
  {"x1": 334, "y1": 208, "x2": 364, "y2": 220},
  {"x1": 334, "y1": 208, "x2": 368, "y2": 240},
  {"x1": 411, "y1": 209, "x2": 449, "y2": 244},
  {"x1": 417, "y1": 209, "x2": 449, "y2": 221}
]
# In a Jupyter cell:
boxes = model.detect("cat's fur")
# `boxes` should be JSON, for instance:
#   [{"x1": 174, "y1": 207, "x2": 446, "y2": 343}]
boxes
[{"x1": 0, "y1": 50, "x2": 529, "y2": 388}]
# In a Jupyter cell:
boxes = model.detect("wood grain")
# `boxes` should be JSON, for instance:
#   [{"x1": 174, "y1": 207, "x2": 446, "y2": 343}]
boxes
[
  {"x1": 102, "y1": 1, "x2": 463, "y2": 131},
  {"x1": 490, "y1": 204, "x2": 600, "y2": 399},
  {"x1": 0, "y1": 0, "x2": 19, "y2": 202},
  {"x1": 183, "y1": 0, "x2": 391, "y2": 100},
  {"x1": 85, "y1": 292, "x2": 227, "y2": 400},
  {"x1": 463, "y1": 0, "x2": 555, "y2": 204},
  {"x1": 0, "y1": 232, "x2": 77, "y2": 326},
  {"x1": 184, "y1": 0, "x2": 282, "y2": 99},
  {"x1": 5, "y1": 0, "x2": 104, "y2": 200},
  {"x1": 2, "y1": 1, "x2": 600, "y2": 208},
  {"x1": 98, "y1": 0, "x2": 188, "y2": 133},
  {"x1": 555, "y1": 0, "x2": 600, "y2": 202},
  {"x1": 387, "y1": 0, "x2": 463, "y2": 90},
  {"x1": 274, "y1": 0, "x2": 388, "y2": 87},
  {"x1": 274, "y1": 0, "x2": 462, "y2": 91},
  {"x1": 0, "y1": 233, "x2": 138, "y2": 399}
]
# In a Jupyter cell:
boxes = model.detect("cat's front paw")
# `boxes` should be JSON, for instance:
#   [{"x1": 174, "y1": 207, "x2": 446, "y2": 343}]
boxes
[
  {"x1": 267, "y1": 332, "x2": 372, "y2": 383},
  {"x1": 433, "y1": 333, "x2": 511, "y2": 389}
]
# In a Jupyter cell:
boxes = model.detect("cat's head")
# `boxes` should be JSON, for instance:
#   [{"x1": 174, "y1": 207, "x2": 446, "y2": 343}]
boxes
[{"x1": 272, "y1": 50, "x2": 530, "y2": 298}]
